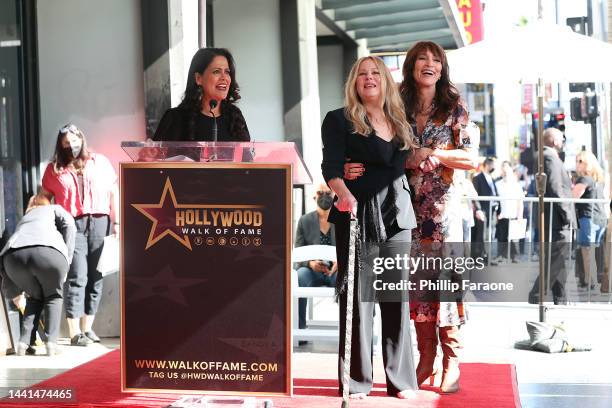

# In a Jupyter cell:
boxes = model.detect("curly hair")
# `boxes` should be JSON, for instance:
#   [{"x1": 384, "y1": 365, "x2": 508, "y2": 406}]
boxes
[
  {"x1": 344, "y1": 56, "x2": 416, "y2": 150},
  {"x1": 400, "y1": 41, "x2": 461, "y2": 124},
  {"x1": 178, "y1": 48, "x2": 249, "y2": 141}
]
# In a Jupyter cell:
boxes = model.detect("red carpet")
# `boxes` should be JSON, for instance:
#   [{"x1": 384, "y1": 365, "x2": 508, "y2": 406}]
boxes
[{"x1": 1, "y1": 350, "x2": 520, "y2": 407}]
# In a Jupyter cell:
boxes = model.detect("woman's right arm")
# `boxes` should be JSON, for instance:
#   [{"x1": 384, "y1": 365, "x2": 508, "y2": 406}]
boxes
[
  {"x1": 328, "y1": 178, "x2": 357, "y2": 215},
  {"x1": 321, "y1": 111, "x2": 357, "y2": 215},
  {"x1": 572, "y1": 183, "x2": 587, "y2": 199},
  {"x1": 41, "y1": 163, "x2": 56, "y2": 202}
]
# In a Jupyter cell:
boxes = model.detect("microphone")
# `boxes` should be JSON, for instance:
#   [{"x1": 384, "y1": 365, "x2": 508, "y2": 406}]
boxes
[{"x1": 209, "y1": 99, "x2": 218, "y2": 142}]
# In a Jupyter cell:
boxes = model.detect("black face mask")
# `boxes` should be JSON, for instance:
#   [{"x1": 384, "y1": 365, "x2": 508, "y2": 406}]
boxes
[
  {"x1": 317, "y1": 194, "x2": 333, "y2": 210},
  {"x1": 63, "y1": 147, "x2": 75, "y2": 160}
]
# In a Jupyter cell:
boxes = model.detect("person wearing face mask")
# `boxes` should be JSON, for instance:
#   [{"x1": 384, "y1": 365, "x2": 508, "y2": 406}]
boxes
[
  {"x1": 153, "y1": 47, "x2": 250, "y2": 143},
  {"x1": 41, "y1": 124, "x2": 118, "y2": 347},
  {"x1": 528, "y1": 127, "x2": 576, "y2": 305},
  {"x1": 294, "y1": 184, "x2": 337, "y2": 332}
]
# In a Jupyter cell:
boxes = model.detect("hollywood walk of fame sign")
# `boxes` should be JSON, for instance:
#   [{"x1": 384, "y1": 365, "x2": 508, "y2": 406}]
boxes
[{"x1": 120, "y1": 162, "x2": 292, "y2": 396}]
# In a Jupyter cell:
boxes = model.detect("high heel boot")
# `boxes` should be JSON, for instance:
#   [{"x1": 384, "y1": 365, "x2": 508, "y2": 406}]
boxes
[
  {"x1": 415, "y1": 322, "x2": 438, "y2": 386},
  {"x1": 439, "y1": 325, "x2": 461, "y2": 393}
]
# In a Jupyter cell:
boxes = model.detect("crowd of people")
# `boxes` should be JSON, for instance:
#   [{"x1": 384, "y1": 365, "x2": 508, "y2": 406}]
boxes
[{"x1": 0, "y1": 39, "x2": 609, "y2": 402}]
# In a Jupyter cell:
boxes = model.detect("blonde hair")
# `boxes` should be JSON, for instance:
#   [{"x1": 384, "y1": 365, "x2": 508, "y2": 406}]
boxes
[
  {"x1": 576, "y1": 150, "x2": 604, "y2": 182},
  {"x1": 344, "y1": 56, "x2": 416, "y2": 150},
  {"x1": 26, "y1": 193, "x2": 51, "y2": 212}
]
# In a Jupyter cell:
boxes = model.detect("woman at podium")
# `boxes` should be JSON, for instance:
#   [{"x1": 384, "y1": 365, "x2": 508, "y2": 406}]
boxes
[
  {"x1": 153, "y1": 48, "x2": 250, "y2": 142},
  {"x1": 322, "y1": 56, "x2": 418, "y2": 400}
]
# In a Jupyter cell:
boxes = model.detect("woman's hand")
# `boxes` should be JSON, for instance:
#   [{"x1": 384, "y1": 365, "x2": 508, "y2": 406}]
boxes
[
  {"x1": 335, "y1": 191, "x2": 357, "y2": 217},
  {"x1": 406, "y1": 147, "x2": 433, "y2": 169},
  {"x1": 344, "y1": 162, "x2": 364, "y2": 180},
  {"x1": 308, "y1": 260, "x2": 329, "y2": 273},
  {"x1": 414, "y1": 147, "x2": 433, "y2": 163},
  {"x1": 420, "y1": 155, "x2": 441, "y2": 172},
  {"x1": 13, "y1": 293, "x2": 26, "y2": 312}
]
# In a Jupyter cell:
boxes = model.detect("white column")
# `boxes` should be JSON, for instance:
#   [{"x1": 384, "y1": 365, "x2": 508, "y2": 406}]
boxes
[
  {"x1": 168, "y1": 0, "x2": 200, "y2": 106},
  {"x1": 297, "y1": 0, "x2": 323, "y2": 212}
]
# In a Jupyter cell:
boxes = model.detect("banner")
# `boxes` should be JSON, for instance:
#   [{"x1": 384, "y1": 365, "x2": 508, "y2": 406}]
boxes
[
  {"x1": 120, "y1": 163, "x2": 291, "y2": 396},
  {"x1": 456, "y1": 0, "x2": 484, "y2": 44}
]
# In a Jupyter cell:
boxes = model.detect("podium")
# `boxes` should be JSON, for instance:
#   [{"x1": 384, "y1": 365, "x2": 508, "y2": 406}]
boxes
[{"x1": 119, "y1": 141, "x2": 311, "y2": 396}]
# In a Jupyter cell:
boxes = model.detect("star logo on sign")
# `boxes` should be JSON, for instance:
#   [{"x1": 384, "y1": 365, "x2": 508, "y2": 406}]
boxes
[
  {"x1": 219, "y1": 314, "x2": 286, "y2": 391},
  {"x1": 126, "y1": 264, "x2": 207, "y2": 307},
  {"x1": 131, "y1": 178, "x2": 192, "y2": 250}
]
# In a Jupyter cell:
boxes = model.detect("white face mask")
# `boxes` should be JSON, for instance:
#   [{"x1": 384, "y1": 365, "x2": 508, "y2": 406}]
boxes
[{"x1": 69, "y1": 139, "x2": 82, "y2": 158}]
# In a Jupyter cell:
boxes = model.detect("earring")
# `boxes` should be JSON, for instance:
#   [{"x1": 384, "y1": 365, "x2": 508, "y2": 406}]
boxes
[{"x1": 196, "y1": 86, "x2": 203, "y2": 103}]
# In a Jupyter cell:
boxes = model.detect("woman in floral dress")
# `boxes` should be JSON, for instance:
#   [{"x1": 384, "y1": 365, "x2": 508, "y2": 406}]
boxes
[{"x1": 400, "y1": 41, "x2": 478, "y2": 393}]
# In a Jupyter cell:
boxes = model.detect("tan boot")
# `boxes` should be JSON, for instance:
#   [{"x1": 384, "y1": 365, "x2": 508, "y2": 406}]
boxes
[
  {"x1": 414, "y1": 322, "x2": 438, "y2": 386},
  {"x1": 439, "y1": 325, "x2": 461, "y2": 393},
  {"x1": 601, "y1": 275, "x2": 609, "y2": 293}
]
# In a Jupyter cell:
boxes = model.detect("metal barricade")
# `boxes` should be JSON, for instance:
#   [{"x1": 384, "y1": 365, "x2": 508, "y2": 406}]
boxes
[{"x1": 462, "y1": 195, "x2": 611, "y2": 304}]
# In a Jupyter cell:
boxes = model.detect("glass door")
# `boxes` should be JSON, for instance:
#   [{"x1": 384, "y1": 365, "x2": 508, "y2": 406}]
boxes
[{"x1": 0, "y1": 0, "x2": 25, "y2": 242}]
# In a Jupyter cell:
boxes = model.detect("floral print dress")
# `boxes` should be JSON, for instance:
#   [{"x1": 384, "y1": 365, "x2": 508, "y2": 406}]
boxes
[{"x1": 409, "y1": 104, "x2": 472, "y2": 327}]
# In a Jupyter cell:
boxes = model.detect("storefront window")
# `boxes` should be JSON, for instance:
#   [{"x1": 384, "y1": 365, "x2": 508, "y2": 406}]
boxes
[
  {"x1": 460, "y1": 83, "x2": 495, "y2": 155},
  {"x1": 0, "y1": 0, "x2": 25, "y2": 240}
]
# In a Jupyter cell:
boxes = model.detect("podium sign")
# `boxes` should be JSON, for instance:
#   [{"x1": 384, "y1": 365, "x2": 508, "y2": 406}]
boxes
[{"x1": 120, "y1": 162, "x2": 291, "y2": 396}]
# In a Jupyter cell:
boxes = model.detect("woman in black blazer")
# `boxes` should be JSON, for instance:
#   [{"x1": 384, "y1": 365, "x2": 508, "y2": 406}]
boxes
[{"x1": 321, "y1": 56, "x2": 418, "y2": 400}]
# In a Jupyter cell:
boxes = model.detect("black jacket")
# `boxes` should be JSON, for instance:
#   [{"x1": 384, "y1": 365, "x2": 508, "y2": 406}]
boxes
[
  {"x1": 294, "y1": 211, "x2": 336, "y2": 268},
  {"x1": 321, "y1": 108, "x2": 409, "y2": 223},
  {"x1": 472, "y1": 172, "x2": 499, "y2": 217},
  {"x1": 543, "y1": 146, "x2": 577, "y2": 230}
]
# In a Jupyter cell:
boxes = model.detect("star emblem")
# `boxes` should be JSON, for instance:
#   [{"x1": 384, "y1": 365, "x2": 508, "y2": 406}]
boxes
[
  {"x1": 132, "y1": 177, "x2": 192, "y2": 250},
  {"x1": 126, "y1": 264, "x2": 208, "y2": 307},
  {"x1": 219, "y1": 314, "x2": 287, "y2": 392}
]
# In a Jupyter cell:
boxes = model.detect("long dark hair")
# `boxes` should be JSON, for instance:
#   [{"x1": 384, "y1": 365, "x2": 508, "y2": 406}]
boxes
[
  {"x1": 51, "y1": 123, "x2": 90, "y2": 172},
  {"x1": 178, "y1": 47, "x2": 249, "y2": 141},
  {"x1": 400, "y1": 41, "x2": 461, "y2": 123}
]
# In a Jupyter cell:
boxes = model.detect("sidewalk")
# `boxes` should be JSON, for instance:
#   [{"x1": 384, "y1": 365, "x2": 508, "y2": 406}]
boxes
[{"x1": 1, "y1": 304, "x2": 611, "y2": 407}]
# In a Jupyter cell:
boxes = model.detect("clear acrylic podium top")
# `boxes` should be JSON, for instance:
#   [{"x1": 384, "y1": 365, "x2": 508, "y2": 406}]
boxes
[{"x1": 121, "y1": 141, "x2": 312, "y2": 185}]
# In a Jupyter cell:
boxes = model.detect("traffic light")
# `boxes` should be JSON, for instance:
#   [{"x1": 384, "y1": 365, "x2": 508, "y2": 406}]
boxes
[
  {"x1": 570, "y1": 94, "x2": 598, "y2": 123},
  {"x1": 552, "y1": 112, "x2": 565, "y2": 137}
]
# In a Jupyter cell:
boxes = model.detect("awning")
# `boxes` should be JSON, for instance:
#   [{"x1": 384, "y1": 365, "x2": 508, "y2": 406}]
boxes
[{"x1": 317, "y1": 0, "x2": 468, "y2": 52}]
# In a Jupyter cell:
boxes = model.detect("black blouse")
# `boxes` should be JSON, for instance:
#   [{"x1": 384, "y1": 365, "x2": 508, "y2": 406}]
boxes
[
  {"x1": 153, "y1": 106, "x2": 250, "y2": 141},
  {"x1": 321, "y1": 108, "x2": 408, "y2": 201}
]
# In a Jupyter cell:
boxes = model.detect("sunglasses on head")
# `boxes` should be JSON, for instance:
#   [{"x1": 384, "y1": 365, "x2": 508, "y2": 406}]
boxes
[
  {"x1": 60, "y1": 124, "x2": 80, "y2": 135},
  {"x1": 317, "y1": 191, "x2": 332, "y2": 195}
]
